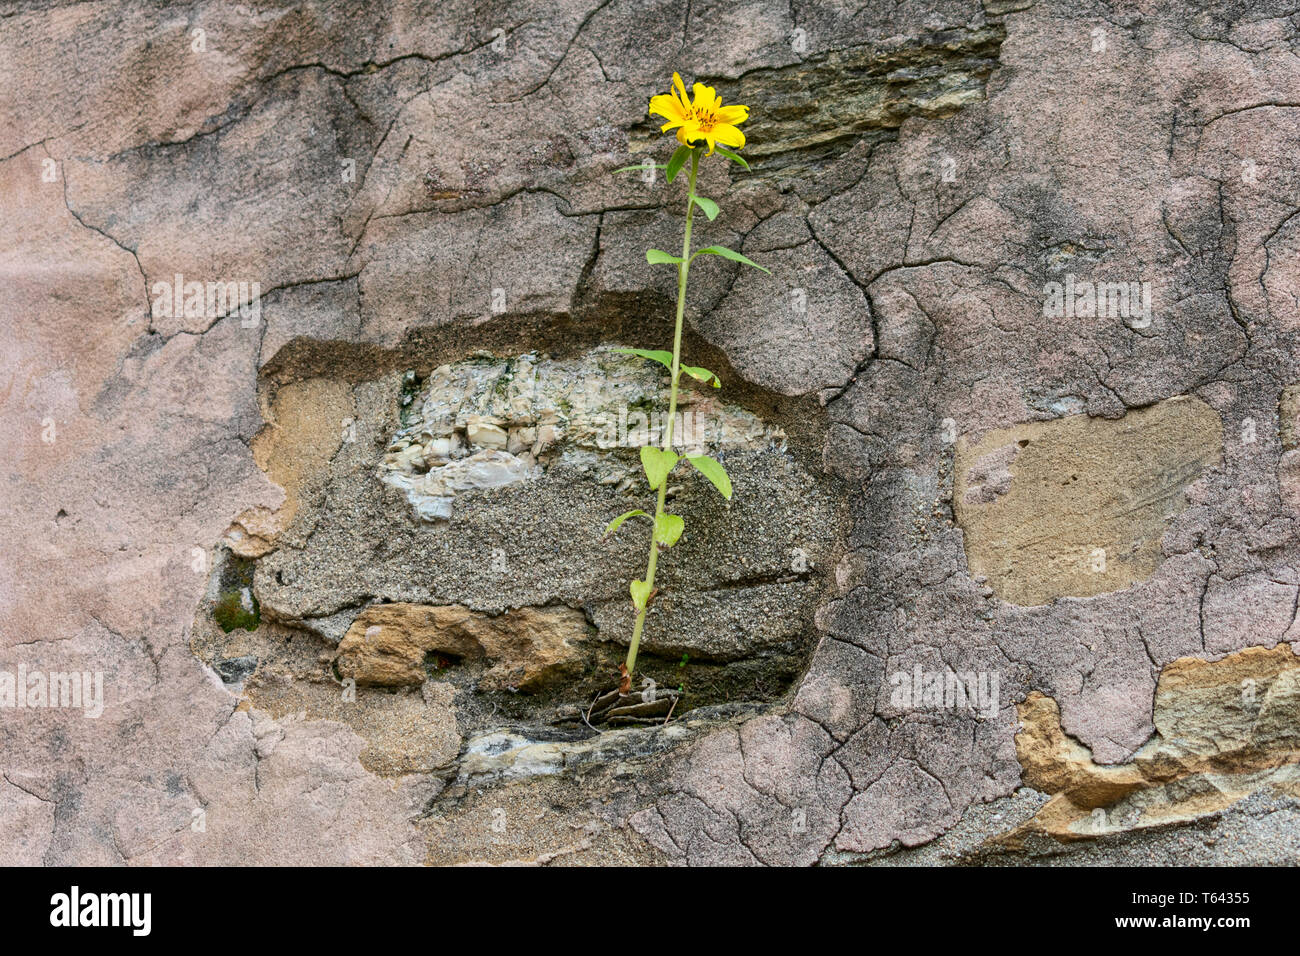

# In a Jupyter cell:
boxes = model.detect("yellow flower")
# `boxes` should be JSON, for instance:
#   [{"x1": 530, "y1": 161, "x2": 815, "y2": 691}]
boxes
[{"x1": 648, "y1": 72, "x2": 748, "y2": 155}]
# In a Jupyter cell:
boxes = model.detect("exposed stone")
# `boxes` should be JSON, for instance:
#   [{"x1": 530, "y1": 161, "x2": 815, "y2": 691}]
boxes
[
  {"x1": 633, "y1": 25, "x2": 1007, "y2": 174},
  {"x1": 336, "y1": 603, "x2": 589, "y2": 692},
  {"x1": 458, "y1": 722, "x2": 700, "y2": 784},
  {"x1": 214, "y1": 655, "x2": 258, "y2": 686},
  {"x1": 1281, "y1": 385, "x2": 1300, "y2": 451},
  {"x1": 1000, "y1": 645, "x2": 1300, "y2": 845},
  {"x1": 222, "y1": 506, "x2": 281, "y2": 558},
  {"x1": 379, "y1": 349, "x2": 784, "y2": 520},
  {"x1": 953, "y1": 396, "x2": 1223, "y2": 606},
  {"x1": 239, "y1": 377, "x2": 355, "y2": 548},
  {"x1": 243, "y1": 672, "x2": 460, "y2": 777},
  {"x1": 245, "y1": 353, "x2": 840, "y2": 706}
]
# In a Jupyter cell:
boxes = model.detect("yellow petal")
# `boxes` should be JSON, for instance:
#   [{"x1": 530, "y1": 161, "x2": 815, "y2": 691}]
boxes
[
  {"x1": 704, "y1": 135, "x2": 716, "y2": 155},
  {"x1": 678, "y1": 122, "x2": 704, "y2": 146},
  {"x1": 649, "y1": 93, "x2": 688, "y2": 123},
  {"x1": 713, "y1": 124, "x2": 746, "y2": 149},
  {"x1": 715, "y1": 105, "x2": 748, "y2": 125},
  {"x1": 672, "y1": 72, "x2": 689, "y2": 104},
  {"x1": 691, "y1": 83, "x2": 718, "y2": 112}
]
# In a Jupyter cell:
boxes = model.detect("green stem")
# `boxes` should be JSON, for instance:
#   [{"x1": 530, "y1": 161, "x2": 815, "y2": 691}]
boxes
[{"x1": 624, "y1": 148, "x2": 699, "y2": 688}]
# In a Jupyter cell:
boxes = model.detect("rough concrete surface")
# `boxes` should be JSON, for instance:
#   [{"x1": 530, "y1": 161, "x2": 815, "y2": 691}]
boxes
[{"x1": 3, "y1": 0, "x2": 1300, "y2": 866}]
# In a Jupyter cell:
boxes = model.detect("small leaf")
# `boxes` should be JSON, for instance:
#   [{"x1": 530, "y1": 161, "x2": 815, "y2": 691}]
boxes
[
  {"x1": 687, "y1": 455, "x2": 733, "y2": 500},
  {"x1": 613, "y1": 163, "x2": 663, "y2": 174},
  {"x1": 715, "y1": 146, "x2": 750, "y2": 170},
  {"x1": 691, "y1": 195, "x2": 720, "y2": 221},
  {"x1": 692, "y1": 245, "x2": 770, "y2": 274},
  {"x1": 680, "y1": 364, "x2": 721, "y2": 388},
  {"x1": 640, "y1": 445, "x2": 680, "y2": 490},
  {"x1": 646, "y1": 249, "x2": 683, "y2": 266},
  {"x1": 630, "y1": 579, "x2": 652, "y2": 611},
  {"x1": 612, "y1": 347, "x2": 673, "y2": 372},
  {"x1": 604, "y1": 509, "x2": 647, "y2": 537},
  {"x1": 665, "y1": 145, "x2": 692, "y2": 183},
  {"x1": 655, "y1": 512, "x2": 685, "y2": 547}
]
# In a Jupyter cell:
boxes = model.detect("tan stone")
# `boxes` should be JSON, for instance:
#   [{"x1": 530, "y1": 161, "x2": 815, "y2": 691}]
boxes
[
  {"x1": 223, "y1": 505, "x2": 281, "y2": 558},
  {"x1": 242, "y1": 672, "x2": 460, "y2": 776},
  {"x1": 336, "y1": 603, "x2": 588, "y2": 691},
  {"x1": 953, "y1": 396, "x2": 1222, "y2": 605},
  {"x1": 243, "y1": 377, "x2": 355, "y2": 548},
  {"x1": 1281, "y1": 450, "x2": 1300, "y2": 513},
  {"x1": 1280, "y1": 385, "x2": 1300, "y2": 451},
  {"x1": 1014, "y1": 692, "x2": 1146, "y2": 808},
  {"x1": 998, "y1": 645, "x2": 1300, "y2": 846},
  {"x1": 1155, "y1": 644, "x2": 1300, "y2": 752}
]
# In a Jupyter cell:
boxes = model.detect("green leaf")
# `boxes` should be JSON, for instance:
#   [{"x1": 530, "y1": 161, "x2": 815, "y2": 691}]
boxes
[
  {"x1": 613, "y1": 163, "x2": 663, "y2": 174},
  {"x1": 715, "y1": 146, "x2": 750, "y2": 170},
  {"x1": 646, "y1": 249, "x2": 683, "y2": 266},
  {"x1": 640, "y1": 446, "x2": 679, "y2": 490},
  {"x1": 630, "y1": 579, "x2": 652, "y2": 611},
  {"x1": 680, "y1": 364, "x2": 721, "y2": 388},
  {"x1": 655, "y1": 512, "x2": 684, "y2": 547},
  {"x1": 604, "y1": 509, "x2": 647, "y2": 537},
  {"x1": 614, "y1": 349, "x2": 717, "y2": 387},
  {"x1": 692, "y1": 245, "x2": 770, "y2": 274},
  {"x1": 612, "y1": 347, "x2": 673, "y2": 372},
  {"x1": 687, "y1": 455, "x2": 733, "y2": 500},
  {"x1": 691, "y1": 195, "x2": 720, "y2": 221},
  {"x1": 665, "y1": 145, "x2": 692, "y2": 183}
]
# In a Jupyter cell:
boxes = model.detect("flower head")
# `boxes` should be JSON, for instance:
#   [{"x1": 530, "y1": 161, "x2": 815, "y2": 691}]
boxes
[{"x1": 649, "y1": 72, "x2": 748, "y2": 155}]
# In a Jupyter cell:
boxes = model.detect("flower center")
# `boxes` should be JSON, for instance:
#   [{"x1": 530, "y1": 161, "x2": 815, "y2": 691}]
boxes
[{"x1": 692, "y1": 108, "x2": 717, "y2": 132}]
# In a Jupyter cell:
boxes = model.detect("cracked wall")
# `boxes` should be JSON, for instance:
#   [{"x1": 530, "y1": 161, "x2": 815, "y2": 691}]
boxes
[{"x1": 6, "y1": 0, "x2": 1300, "y2": 866}]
